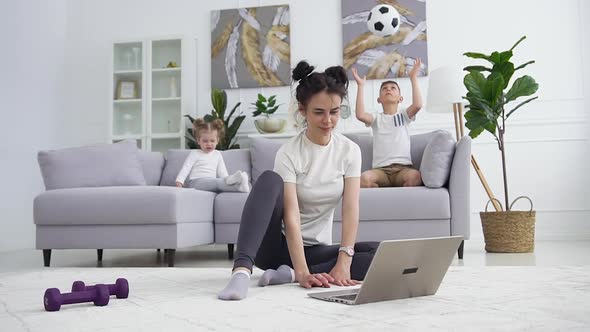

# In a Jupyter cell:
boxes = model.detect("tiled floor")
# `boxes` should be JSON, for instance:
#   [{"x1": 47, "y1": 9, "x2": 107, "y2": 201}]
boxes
[{"x1": 1, "y1": 240, "x2": 589, "y2": 272}]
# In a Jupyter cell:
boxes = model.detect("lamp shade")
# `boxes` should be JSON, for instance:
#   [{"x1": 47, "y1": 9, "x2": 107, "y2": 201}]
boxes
[{"x1": 426, "y1": 66, "x2": 466, "y2": 113}]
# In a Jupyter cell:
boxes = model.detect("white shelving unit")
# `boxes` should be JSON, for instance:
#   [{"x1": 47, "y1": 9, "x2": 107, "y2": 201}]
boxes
[{"x1": 110, "y1": 38, "x2": 184, "y2": 153}]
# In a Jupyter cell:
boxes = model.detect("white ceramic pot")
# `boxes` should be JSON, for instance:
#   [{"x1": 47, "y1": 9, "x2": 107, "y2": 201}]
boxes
[{"x1": 254, "y1": 118, "x2": 287, "y2": 134}]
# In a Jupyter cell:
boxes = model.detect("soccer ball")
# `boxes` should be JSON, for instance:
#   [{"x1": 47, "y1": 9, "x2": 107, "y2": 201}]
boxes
[{"x1": 366, "y1": 4, "x2": 401, "y2": 37}]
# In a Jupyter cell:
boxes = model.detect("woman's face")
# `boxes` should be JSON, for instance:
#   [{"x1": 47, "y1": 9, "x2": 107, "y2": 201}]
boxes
[{"x1": 300, "y1": 91, "x2": 342, "y2": 137}]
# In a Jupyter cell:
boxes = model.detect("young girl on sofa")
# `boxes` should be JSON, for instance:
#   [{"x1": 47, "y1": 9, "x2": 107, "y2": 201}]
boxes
[{"x1": 175, "y1": 118, "x2": 250, "y2": 193}]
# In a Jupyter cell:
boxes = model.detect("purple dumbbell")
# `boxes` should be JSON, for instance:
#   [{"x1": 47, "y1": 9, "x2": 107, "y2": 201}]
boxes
[
  {"x1": 71, "y1": 278, "x2": 129, "y2": 299},
  {"x1": 44, "y1": 284, "x2": 109, "y2": 312}
]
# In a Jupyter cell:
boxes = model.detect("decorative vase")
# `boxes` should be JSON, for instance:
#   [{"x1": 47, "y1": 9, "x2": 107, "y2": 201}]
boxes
[{"x1": 254, "y1": 118, "x2": 287, "y2": 134}]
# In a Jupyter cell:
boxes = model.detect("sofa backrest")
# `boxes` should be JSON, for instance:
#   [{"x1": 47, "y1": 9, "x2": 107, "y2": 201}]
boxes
[
  {"x1": 138, "y1": 151, "x2": 165, "y2": 185},
  {"x1": 220, "y1": 149, "x2": 252, "y2": 181},
  {"x1": 346, "y1": 131, "x2": 442, "y2": 171}
]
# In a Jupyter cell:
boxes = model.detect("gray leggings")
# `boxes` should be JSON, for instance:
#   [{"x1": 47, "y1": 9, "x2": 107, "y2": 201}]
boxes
[
  {"x1": 233, "y1": 170, "x2": 379, "y2": 280},
  {"x1": 186, "y1": 178, "x2": 240, "y2": 193}
]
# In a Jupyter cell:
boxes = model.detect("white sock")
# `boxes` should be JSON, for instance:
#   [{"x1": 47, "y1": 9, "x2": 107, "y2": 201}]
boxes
[
  {"x1": 225, "y1": 171, "x2": 242, "y2": 185},
  {"x1": 237, "y1": 172, "x2": 250, "y2": 193}
]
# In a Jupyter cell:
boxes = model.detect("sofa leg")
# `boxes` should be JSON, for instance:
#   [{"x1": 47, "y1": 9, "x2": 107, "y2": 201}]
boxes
[
  {"x1": 97, "y1": 249, "x2": 103, "y2": 262},
  {"x1": 227, "y1": 244, "x2": 234, "y2": 260},
  {"x1": 43, "y1": 249, "x2": 52, "y2": 267},
  {"x1": 457, "y1": 240, "x2": 464, "y2": 260},
  {"x1": 157, "y1": 248, "x2": 160, "y2": 252},
  {"x1": 167, "y1": 249, "x2": 176, "y2": 267}
]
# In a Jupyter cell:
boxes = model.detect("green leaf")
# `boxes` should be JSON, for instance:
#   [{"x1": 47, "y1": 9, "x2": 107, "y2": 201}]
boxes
[
  {"x1": 492, "y1": 61, "x2": 515, "y2": 90},
  {"x1": 463, "y1": 65, "x2": 492, "y2": 72},
  {"x1": 464, "y1": 71, "x2": 487, "y2": 98},
  {"x1": 252, "y1": 110, "x2": 262, "y2": 117},
  {"x1": 267, "y1": 99, "x2": 276, "y2": 107},
  {"x1": 483, "y1": 121, "x2": 497, "y2": 136},
  {"x1": 257, "y1": 94, "x2": 266, "y2": 102},
  {"x1": 211, "y1": 89, "x2": 227, "y2": 116},
  {"x1": 468, "y1": 126, "x2": 485, "y2": 139},
  {"x1": 463, "y1": 52, "x2": 491, "y2": 62},
  {"x1": 465, "y1": 114, "x2": 490, "y2": 131},
  {"x1": 268, "y1": 95, "x2": 276, "y2": 102},
  {"x1": 203, "y1": 114, "x2": 216, "y2": 122},
  {"x1": 509, "y1": 36, "x2": 527, "y2": 51},
  {"x1": 484, "y1": 72, "x2": 505, "y2": 106},
  {"x1": 226, "y1": 102, "x2": 242, "y2": 123},
  {"x1": 255, "y1": 100, "x2": 265, "y2": 110},
  {"x1": 506, "y1": 96, "x2": 538, "y2": 119},
  {"x1": 505, "y1": 75, "x2": 538, "y2": 102},
  {"x1": 514, "y1": 60, "x2": 535, "y2": 71},
  {"x1": 183, "y1": 114, "x2": 195, "y2": 123},
  {"x1": 490, "y1": 51, "x2": 513, "y2": 64}
]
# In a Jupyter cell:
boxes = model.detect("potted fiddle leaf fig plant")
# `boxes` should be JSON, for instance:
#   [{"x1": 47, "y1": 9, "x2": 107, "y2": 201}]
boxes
[
  {"x1": 463, "y1": 35, "x2": 539, "y2": 253},
  {"x1": 184, "y1": 88, "x2": 245, "y2": 150},
  {"x1": 251, "y1": 93, "x2": 287, "y2": 134}
]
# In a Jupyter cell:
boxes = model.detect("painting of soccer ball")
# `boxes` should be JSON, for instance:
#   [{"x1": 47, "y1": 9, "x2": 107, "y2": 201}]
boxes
[
  {"x1": 342, "y1": 0, "x2": 427, "y2": 79},
  {"x1": 211, "y1": 5, "x2": 291, "y2": 89}
]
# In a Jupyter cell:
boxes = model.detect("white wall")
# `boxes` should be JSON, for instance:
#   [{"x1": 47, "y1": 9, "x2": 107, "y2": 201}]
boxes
[
  {"x1": 0, "y1": 0, "x2": 67, "y2": 252},
  {"x1": 1, "y1": 0, "x2": 588, "y2": 251}
]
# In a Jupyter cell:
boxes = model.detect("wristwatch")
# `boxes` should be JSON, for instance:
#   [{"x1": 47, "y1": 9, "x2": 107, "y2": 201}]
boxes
[{"x1": 338, "y1": 246, "x2": 355, "y2": 257}]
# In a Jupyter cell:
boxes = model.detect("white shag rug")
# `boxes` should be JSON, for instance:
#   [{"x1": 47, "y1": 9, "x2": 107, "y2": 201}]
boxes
[{"x1": 0, "y1": 266, "x2": 589, "y2": 331}]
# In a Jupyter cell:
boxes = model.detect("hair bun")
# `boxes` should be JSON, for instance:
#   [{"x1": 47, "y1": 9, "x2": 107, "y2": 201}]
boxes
[
  {"x1": 324, "y1": 66, "x2": 348, "y2": 86},
  {"x1": 292, "y1": 61, "x2": 315, "y2": 81}
]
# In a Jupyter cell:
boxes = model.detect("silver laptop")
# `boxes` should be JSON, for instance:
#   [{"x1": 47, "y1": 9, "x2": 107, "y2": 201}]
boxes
[{"x1": 308, "y1": 236, "x2": 463, "y2": 305}]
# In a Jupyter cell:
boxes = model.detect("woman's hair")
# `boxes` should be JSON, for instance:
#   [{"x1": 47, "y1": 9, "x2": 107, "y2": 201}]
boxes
[
  {"x1": 292, "y1": 60, "x2": 349, "y2": 108},
  {"x1": 193, "y1": 118, "x2": 224, "y2": 140}
]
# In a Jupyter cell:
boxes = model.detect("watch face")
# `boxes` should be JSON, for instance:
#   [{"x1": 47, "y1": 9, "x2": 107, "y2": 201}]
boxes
[{"x1": 347, "y1": 247, "x2": 355, "y2": 256}]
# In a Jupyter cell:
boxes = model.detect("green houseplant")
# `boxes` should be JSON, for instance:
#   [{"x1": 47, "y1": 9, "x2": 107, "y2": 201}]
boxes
[
  {"x1": 463, "y1": 35, "x2": 539, "y2": 252},
  {"x1": 184, "y1": 89, "x2": 245, "y2": 150},
  {"x1": 251, "y1": 93, "x2": 287, "y2": 134}
]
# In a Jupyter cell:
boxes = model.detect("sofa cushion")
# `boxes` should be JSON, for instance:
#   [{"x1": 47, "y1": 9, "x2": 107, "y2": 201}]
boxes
[
  {"x1": 420, "y1": 130, "x2": 456, "y2": 188},
  {"x1": 250, "y1": 138, "x2": 283, "y2": 183},
  {"x1": 334, "y1": 187, "x2": 450, "y2": 221},
  {"x1": 37, "y1": 140, "x2": 146, "y2": 190},
  {"x1": 139, "y1": 151, "x2": 165, "y2": 185},
  {"x1": 160, "y1": 149, "x2": 252, "y2": 186},
  {"x1": 160, "y1": 150, "x2": 191, "y2": 186},
  {"x1": 34, "y1": 186, "x2": 215, "y2": 225},
  {"x1": 214, "y1": 192, "x2": 250, "y2": 224},
  {"x1": 220, "y1": 149, "x2": 252, "y2": 182},
  {"x1": 345, "y1": 134, "x2": 373, "y2": 172}
]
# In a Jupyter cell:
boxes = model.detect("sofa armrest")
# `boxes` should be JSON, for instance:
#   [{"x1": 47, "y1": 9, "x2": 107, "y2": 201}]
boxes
[{"x1": 448, "y1": 136, "x2": 471, "y2": 239}]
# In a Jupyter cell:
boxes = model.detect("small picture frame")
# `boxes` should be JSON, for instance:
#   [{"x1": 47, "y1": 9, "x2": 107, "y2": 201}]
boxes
[{"x1": 116, "y1": 80, "x2": 138, "y2": 99}]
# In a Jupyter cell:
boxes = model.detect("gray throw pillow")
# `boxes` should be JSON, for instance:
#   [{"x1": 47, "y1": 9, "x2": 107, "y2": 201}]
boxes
[
  {"x1": 37, "y1": 140, "x2": 146, "y2": 190},
  {"x1": 420, "y1": 130, "x2": 456, "y2": 188},
  {"x1": 344, "y1": 134, "x2": 373, "y2": 172},
  {"x1": 138, "y1": 151, "x2": 165, "y2": 185},
  {"x1": 159, "y1": 149, "x2": 191, "y2": 186},
  {"x1": 249, "y1": 138, "x2": 284, "y2": 183}
]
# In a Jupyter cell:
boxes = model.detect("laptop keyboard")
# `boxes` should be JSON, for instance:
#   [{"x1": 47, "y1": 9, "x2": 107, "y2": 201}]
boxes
[{"x1": 332, "y1": 294, "x2": 358, "y2": 301}]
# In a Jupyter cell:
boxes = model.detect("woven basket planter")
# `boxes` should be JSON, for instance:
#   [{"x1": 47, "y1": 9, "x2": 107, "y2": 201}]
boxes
[{"x1": 480, "y1": 196, "x2": 536, "y2": 253}]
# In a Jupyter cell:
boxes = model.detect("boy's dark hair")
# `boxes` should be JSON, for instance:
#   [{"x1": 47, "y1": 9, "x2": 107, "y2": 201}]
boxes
[
  {"x1": 292, "y1": 61, "x2": 348, "y2": 107},
  {"x1": 380, "y1": 80, "x2": 400, "y2": 93}
]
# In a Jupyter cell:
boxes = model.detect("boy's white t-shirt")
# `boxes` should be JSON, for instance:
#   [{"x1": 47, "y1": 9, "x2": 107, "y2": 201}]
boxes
[
  {"x1": 175, "y1": 150, "x2": 229, "y2": 183},
  {"x1": 371, "y1": 108, "x2": 415, "y2": 168},
  {"x1": 273, "y1": 132, "x2": 362, "y2": 246}
]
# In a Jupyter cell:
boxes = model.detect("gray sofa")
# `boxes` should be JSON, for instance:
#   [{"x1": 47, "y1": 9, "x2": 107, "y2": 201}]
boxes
[{"x1": 34, "y1": 131, "x2": 471, "y2": 267}]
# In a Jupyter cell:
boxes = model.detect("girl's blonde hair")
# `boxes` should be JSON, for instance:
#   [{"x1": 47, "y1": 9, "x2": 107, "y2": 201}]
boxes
[{"x1": 193, "y1": 118, "x2": 224, "y2": 140}]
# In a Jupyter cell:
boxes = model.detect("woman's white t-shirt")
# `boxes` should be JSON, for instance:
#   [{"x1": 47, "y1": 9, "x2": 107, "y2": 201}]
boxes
[{"x1": 273, "y1": 132, "x2": 362, "y2": 246}]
